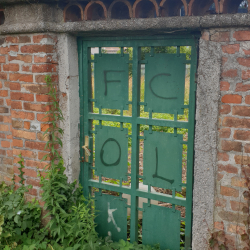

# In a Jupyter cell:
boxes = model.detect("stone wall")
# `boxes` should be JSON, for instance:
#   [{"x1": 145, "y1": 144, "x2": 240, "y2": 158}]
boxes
[
  {"x1": 0, "y1": 33, "x2": 58, "y2": 202},
  {"x1": 197, "y1": 28, "x2": 250, "y2": 249}
]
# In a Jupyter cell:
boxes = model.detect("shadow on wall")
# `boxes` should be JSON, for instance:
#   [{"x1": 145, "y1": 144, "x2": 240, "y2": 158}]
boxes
[
  {"x1": 63, "y1": 0, "x2": 249, "y2": 21},
  {"x1": 0, "y1": 9, "x2": 4, "y2": 25}
]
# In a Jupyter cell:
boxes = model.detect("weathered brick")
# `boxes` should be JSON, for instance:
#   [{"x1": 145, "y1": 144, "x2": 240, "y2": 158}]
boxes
[
  {"x1": 220, "y1": 81, "x2": 230, "y2": 91},
  {"x1": 13, "y1": 139, "x2": 23, "y2": 147},
  {"x1": 21, "y1": 45, "x2": 54, "y2": 54},
  {"x1": 9, "y1": 82, "x2": 21, "y2": 91},
  {"x1": 222, "y1": 94, "x2": 242, "y2": 104},
  {"x1": 235, "y1": 82, "x2": 250, "y2": 92},
  {"x1": 0, "y1": 90, "x2": 8, "y2": 97},
  {"x1": 234, "y1": 30, "x2": 250, "y2": 41},
  {"x1": 11, "y1": 101, "x2": 22, "y2": 110},
  {"x1": 41, "y1": 124, "x2": 51, "y2": 132},
  {"x1": 34, "y1": 55, "x2": 57, "y2": 64},
  {"x1": 220, "y1": 186, "x2": 239, "y2": 197},
  {"x1": 232, "y1": 106, "x2": 250, "y2": 116},
  {"x1": 38, "y1": 151, "x2": 50, "y2": 161},
  {"x1": 1, "y1": 141, "x2": 10, "y2": 148},
  {"x1": 3, "y1": 64, "x2": 19, "y2": 72},
  {"x1": 201, "y1": 31, "x2": 209, "y2": 41},
  {"x1": 6, "y1": 166, "x2": 14, "y2": 174},
  {"x1": 22, "y1": 66, "x2": 30, "y2": 72},
  {"x1": 11, "y1": 92, "x2": 34, "y2": 101},
  {"x1": 237, "y1": 57, "x2": 250, "y2": 67},
  {"x1": 13, "y1": 148, "x2": 37, "y2": 159},
  {"x1": 242, "y1": 70, "x2": 250, "y2": 80},
  {"x1": 242, "y1": 166, "x2": 250, "y2": 177},
  {"x1": 11, "y1": 110, "x2": 34, "y2": 120},
  {"x1": 211, "y1": 32, "x2": 230, "y2": 42},
  {"x1": 25, "y1": 141, "x2": 47, "y2": 151},
  {"x1": 28, "y1": 188, "x2": 37, "y2": 196},
  {"x1": 234, "y1": 130, "x2": 250, "y2": 140},
  {"x1": 12, "y1": 129, "x2": 36, "y2": 140},
  {"x1": 217, "y1": 173, "x2": 223, "y2": 181},
  {"x1": 222, "y1": 69, "x2": 238, "y2": 78},
  {"x1": 219, "y1": 128, "x2": 231, "y2": 138},
  {"x1": 22, "y1": 84, "x2": 49, "y2": 94},
  {"x1": 6, "y1": 135, "x2": 12, "y2": 140},
  {"x1": 5, "y1": 36, "x2": 31, "y2": 43},
  {"x1": 0, "y1": 45, "x2": 18, "y2": 55},
  {"x1": 24, "y1": 121, "x2": 30, "y2": 130},
  {"x1": 9, "y1": 54, "x2": 32, "y2": 63},
  {"x1": 14, "y1": 166, "x2": 37, "y2": 177},
  {"x1": 0, "y1": 73, "x2": 7, "y2": 80},
  {"x1": 0, "y1": 149, "x2": 6, "y2": 155},
  {"x1": 246, "y1": 95, "x2": 250, "y2": 104},
  {"x1": 6, "y1": 150, "x2": 13, "y2": 157},
  {"x1": 0, "y1": 124, "x2": 9, "y2": 131},
  {"x1": 36, "y1": 94, "x2": 50, "y2": 102},
  {"x1": 227, "y1": 224, "x2": 246, "y2": 234},
  {"x1": 25, "y1": 159, "x2": 48, "y2": 169},
  {"x1": 218, "y1": 164, "x2": 238, "y2": 174},
  {"x1": 244, "y1": 144, "x2": 250, "y2": 153},
  {"x1": 222, "y1": 117, "x2": 250, "y2": 128},
  {"x1": 220, "y1": 105, "x2": 231, "y2": 114},
  {"x1": 215, "y1": 198, "x2": 226, "y2": 208},
  {"x1": 231, "y1": 177, "x2": 246, "y2": 188},
  {"x1": 9, "y1": 74, "x2": 33, "y2": 82},
  {"x1": 33, "y1": 34, "x2": 57, "y2": 43},
  {"x1": 0, "y1": 107, "x2": 8, "y2": 113},
  {"x1": 37, "y1": 132, "x2": 49, "y2": 142},
  {"x1": 32, "y1": 64, "x2": 57, "y2": 73},
  {"x1": 35, "y1": 74, "x2": 58, "y2": 84},
  {"x1": 222, "y1": 44, "x2": 239, "y2": 54},
  {"x1": 3, "y1": 157, "x2": 13, "y2": 165},
  {"x1": 221, "y1": 140, "x2": 242, "y2": 152},
  {"x1": 235, "y1": 155, "x2": 250, "y2": 165},
  {"x1": 26, "y1": 178, "x2": 41, "y2": 187},
  {"x1": 0, "y1": 56, "x2": 6, "y2": 63},
  {"x1": 6, "y1": 99, "x2": 11, "y2": 106},
  {"x1": 218, "y1": 152, "x2": 229, "y2": 161},
  {"x1": 23, "y1": 102, "x2": 46, "y2": 112},
  {"x1": 3, "y1": 116, "x2": 11, "y2": 123},
  {"x1": 214, "y1": 221, "x2": 224, "y2": 230}
]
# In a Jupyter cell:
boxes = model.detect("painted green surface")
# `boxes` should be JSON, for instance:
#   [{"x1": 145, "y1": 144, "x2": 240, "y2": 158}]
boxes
[
  {"x1": 95, "y1": 125, "x2": 128, "y2": 180},
  {"x1": 78, "y1": 35, "x2": 198, "y2": 250},
  {"x1": 94, "y1": 54, "x2": 129, "y2": 110},
  {"x1": 142, "y1": 204, "x2": 181, "y2": 250},
  {"x1": 144, "y1": 53, "x2": 186, "y2": 115},
  {"x1": 143, "y1": 131, "x2": 183, "y2": 192},
  {"x1": 95, "y1": 193, "x2": 128, "y2": 241}
]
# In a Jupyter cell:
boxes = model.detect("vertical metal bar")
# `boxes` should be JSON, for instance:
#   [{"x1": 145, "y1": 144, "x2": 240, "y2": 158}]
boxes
[
  {"x1": 78, "y1": 39, "x2": 84, "y2": 186},
  {"x1": 185, "y1": 40, "x2": 198, "y2": 250},
  {"x1": 83, "y1": 44, "x2": 92, "y2": 199},
  {"x1": 130, "y1": 45, "x2": 140, "y2": 243}
]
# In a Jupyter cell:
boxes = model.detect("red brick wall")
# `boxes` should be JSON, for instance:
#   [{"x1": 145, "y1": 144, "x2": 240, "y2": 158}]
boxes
[
  {"x1": 0, "y1": 34, "x2": 58, "y2": 201},
  {"x1": 202, "y1": 29, "x2": 250, "y2": 248}
]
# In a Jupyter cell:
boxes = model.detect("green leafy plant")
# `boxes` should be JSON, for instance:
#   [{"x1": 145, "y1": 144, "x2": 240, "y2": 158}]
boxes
[
  {"x1": 0, "y1": 154, "x2": 42, "y2": 249},
  {"x1": 39, "y1": 75, "x2": 98, "y2": 247}
]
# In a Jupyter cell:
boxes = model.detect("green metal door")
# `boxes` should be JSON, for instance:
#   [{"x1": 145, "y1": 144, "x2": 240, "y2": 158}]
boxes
[{"x1": 78, "y1": 35, "x2": 198, "y2": 250}]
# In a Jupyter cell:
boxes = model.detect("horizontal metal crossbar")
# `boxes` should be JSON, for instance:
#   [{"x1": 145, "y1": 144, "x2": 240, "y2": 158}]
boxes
[
  {"x1": 88, "y1": 113, "x2": 189, "y2": 128},
  {"x1": 88, "y1": 179, "x2": 186, "y2": 207}
]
